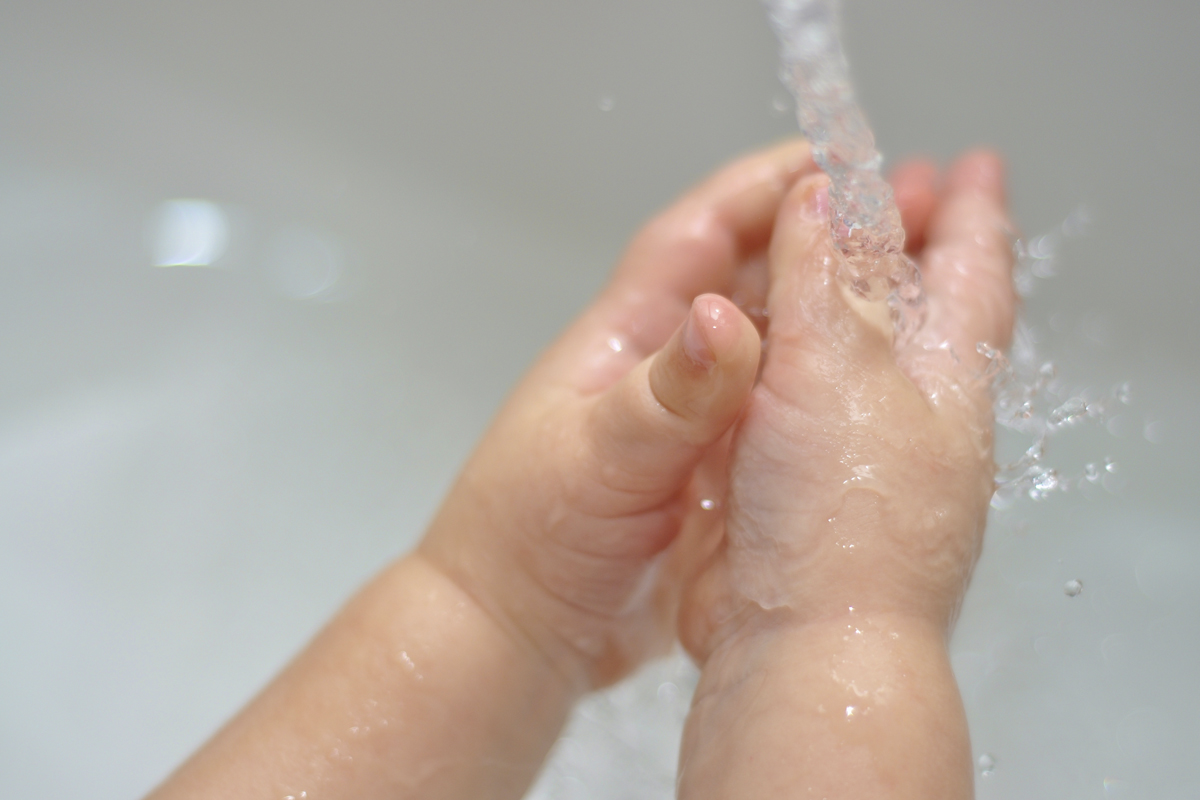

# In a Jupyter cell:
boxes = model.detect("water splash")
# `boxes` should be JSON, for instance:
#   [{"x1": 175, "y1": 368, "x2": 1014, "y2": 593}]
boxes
[
  {"x1": 983, "y1": 213, "x2": 1130, "y2": 509},
  {"x1": 766, "y1": 0, "x2": 1126, "y2": 512},
  {"x1": 765, "y1": 0, "x2": 925, "y2": 344},
  {"x1": 534, "y1": 6, "x2": 1127, "y2": 798}
]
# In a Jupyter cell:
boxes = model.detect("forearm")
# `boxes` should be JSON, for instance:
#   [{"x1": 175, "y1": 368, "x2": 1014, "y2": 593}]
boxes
[
  {"x1": 678, "y1": 611, "x2": 972, "y2": 800},
  {"x1": 147, "y1": 553, "x2": 578, "y2": 800}
]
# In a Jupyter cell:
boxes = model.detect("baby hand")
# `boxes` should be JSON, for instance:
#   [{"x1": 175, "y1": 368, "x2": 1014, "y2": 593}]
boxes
[
  {"x1": 680, "y1": 150, "x2": 1016, "y2": 659},
  {"x1": 420, "y1": 141, "x2": 816, "y2": 688},
  {"x1": 672, "y1": 152, "x2": 1016, "y2": 800}
]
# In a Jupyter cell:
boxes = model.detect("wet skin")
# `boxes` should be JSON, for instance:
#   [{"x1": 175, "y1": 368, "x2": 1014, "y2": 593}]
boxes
[
  {"x1": 676, "y1": 153, "x2": 1015, "y2": 800},
  {"x1": 146, "y1": 142, "x2": 1014, "y2": 800}
]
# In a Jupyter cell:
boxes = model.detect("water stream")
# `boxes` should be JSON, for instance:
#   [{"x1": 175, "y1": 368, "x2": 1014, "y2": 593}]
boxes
[
  {"x1": 766, "y1": 0, "x2": 1126, "y2": 508},
  {"x1": 765, "y1": 0, "x2": 925, "y2": 344},
  {"x1": 528, "y1": 2, "x2": 1128, "y2": 796}
]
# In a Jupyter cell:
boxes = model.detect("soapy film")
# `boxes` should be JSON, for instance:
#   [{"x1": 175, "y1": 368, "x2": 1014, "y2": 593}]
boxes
[{"x1": 765, "y1": 0, "x2": 925, "y2": 345}]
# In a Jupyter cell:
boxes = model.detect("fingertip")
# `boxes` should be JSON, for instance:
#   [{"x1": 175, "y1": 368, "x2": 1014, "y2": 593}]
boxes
[
  {"x1": 652, "y1": 295, "x2": 760, "y2": 428},
  {"x1": 755, "y1": 137, "x2": 817, "y2": 181},
  {"x1": 775, "y1": 170, "x2": 832, "y2": 243},
  {"x1": 684, "y1": 293, "x2": 761, "y2": 380},
  {"x1": 583, "y1": 298, "x2": 757, "y2": 502},
  {"x1": 767, "y1": 170, "x2": 833, "y2": 289},
  {"x1": 795, "y1": 170, "x2": 832, "y2": 221},
  {"x1": 918, "y1": 148, "x2": 1017, "y2": 360},
  {"x1": 944, "y1": 149, "x2": 1006, "y2": 203},
  {"x1": 889, "y1": 157, "x2": 939, "y2": 197},
  {"x1": 925, "y1": 147, "x2": 1013, "y2": 253}
]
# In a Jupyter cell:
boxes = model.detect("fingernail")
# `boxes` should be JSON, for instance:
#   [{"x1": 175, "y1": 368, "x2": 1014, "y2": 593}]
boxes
[
  {"x1": 682, "y1": 301, "x2": 717, "y2": 368},
  {"x1": 802, "y1": 181, "x2": 830, "y2": 221}
]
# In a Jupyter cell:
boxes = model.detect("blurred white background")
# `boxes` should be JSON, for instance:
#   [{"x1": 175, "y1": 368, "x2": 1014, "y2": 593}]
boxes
[{"x1": 1, "y1": 1, "x2": 1197, "y2": 798}]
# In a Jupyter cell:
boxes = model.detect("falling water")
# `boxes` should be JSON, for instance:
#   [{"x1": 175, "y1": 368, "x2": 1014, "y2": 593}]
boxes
[
  {"x1": 764, "y1": 0, "x2": 925, "y2": 344},
  {"x1": 529, "y1": 4, "x2": 1128, "y2": 798},
  {"x1": 763, "y1": 0, "x2": 1126, "y2": 508},
  {"x1": 983, "y1": 218, "x2": 1130, "y2": 507}
]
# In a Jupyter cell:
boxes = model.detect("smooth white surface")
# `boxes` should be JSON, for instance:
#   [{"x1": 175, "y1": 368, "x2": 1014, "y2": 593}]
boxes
[{"x1": 1, "y1": 2, "x2": 1198, "y2": 798}]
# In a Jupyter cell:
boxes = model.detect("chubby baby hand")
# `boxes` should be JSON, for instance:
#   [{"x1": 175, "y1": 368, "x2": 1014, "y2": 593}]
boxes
[
  {"x1": 680, "y1": 151, "x2": 1017, "y2": 660},
  {"x1": 420, "y1": 141, "x2": 817, "y2": 688}
]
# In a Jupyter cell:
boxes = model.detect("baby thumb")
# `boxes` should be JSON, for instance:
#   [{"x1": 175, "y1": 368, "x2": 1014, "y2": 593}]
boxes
[{"x1": 583, "y1": 294, "x2": 760, "y2": 510}]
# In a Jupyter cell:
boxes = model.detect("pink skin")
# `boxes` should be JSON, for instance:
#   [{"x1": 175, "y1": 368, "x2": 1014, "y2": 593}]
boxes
[
  {"x1": 146, "y1": 143, "x2": 1012, "y2": 800},
  {"x1": 674, "y1": 151, "x2": 1016, "y2": 800},
  {"x1": 677, "y1": 150, "x2": 1016, "y2": 658},
  {"x1": 148, "y1": 141, "x2": 823, "y2": 800},
  {"x1": 425, "y1": 147, "x2": 1016, "y2": 693},
  {"x1": 420, "y1": 139, "x2": 819, "y2": 688},
  {"x1": 891, "y1": 157, "x2": 940, "y2": 255}
]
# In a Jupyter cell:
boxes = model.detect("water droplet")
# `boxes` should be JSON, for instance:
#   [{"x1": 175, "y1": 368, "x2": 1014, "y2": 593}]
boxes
[
  {"x1": 150, "y1": 199, "x2": 231, "y2": 267},
  {"x1": 657, "y1": 681, "x2": 681, "y2": 704},
  {"x1": 268, "y1": 227, "x2": 343, "y2": 300},
  {"x1": 607, "y1": 337, "x2": 623, "y2": 353},
  {"x1": 1103, "y1": 777, "x2": 1133, "y2": 798},
  {"x1": 1048, "y1": 397, "x2": 1088, "y2": 427},
  {"x1": 598, "y1": 95, "x2": 615, "y2": 111},
  {"x1": 977, "y1": 753, "x2": 996, "y2": 776},
  {"x1": 699, "y1": 498, "x2": 717, "y2": 511},
  {"x1": 1085, "y1": 463, "x2": 1101, "y2": 483},
  {"x1": 1027, "y1": 233, "x2": 1057, "y2": 260},
  {"x1": 845, "y1": 705, "x2": 856, "y2": 718},
  {"x1": 1061, "y1": 205, "x2": 1092, "y2": 237},
  {"x1": 1014, "y1": 268, "x2": 1037, "y2": 297},
  {"x1": 1080, "y1": 311, "x2": 1112, "y2": 345},
  {"x1": 990, "y1": 482, "x2": 1019, "y2": 510},
  {"x1": 1027, "y1": 469, "x2": 1060, "y2": 500},
  {"x1": 1104, "y1": 456, "x2": 1117, "y2": 473},
  {"x1": 1106, "y1": 413, "x2": 1133, "y2": 438},
  {"x1": 1064, "y1": 579, "x2": 1084, "y2": 597},
  {"x1": 1115, "y1": 381, "x2": 1133, "y2": 405}
]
